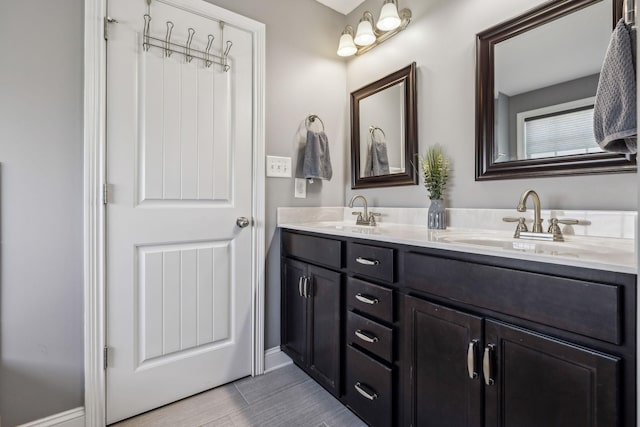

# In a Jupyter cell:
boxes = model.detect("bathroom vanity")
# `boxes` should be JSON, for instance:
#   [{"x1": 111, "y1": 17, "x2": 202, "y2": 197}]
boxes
[{"x1": 279, "y1": 208, "x2": 637, "y2": 427}]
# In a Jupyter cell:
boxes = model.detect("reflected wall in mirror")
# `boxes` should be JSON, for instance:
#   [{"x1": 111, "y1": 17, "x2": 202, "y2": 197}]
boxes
[
  {"x1": 351, "y1": 62, "x2": 417, "y2": 188},
  {"x1": 476, "y1": 0, "x2": 636, "y2": 180}
]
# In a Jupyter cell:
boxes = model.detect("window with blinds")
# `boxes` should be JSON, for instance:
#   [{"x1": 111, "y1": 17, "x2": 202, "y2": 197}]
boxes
[{"x1": 523, "y1": 105, "x2": 603, "y2": 159}]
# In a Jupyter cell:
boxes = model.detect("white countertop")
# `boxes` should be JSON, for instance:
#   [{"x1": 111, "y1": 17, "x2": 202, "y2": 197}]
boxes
[{"x1": 278, "y1": 208, "x2": 637, "y2": 275}]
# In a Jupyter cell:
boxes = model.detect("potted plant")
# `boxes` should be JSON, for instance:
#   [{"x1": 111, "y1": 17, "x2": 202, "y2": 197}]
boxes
[{"x1": 420, "y1": 144, "x2": 450, "y2": 229}]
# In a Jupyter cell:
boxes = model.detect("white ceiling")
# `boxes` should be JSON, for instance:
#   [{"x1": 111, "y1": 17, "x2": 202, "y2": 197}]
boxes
[{"x1": 314, "y1": 0, "x2": 366, "y2": 15}]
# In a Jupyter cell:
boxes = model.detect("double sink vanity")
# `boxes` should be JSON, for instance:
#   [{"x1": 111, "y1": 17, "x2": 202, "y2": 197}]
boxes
[
  {"x1": 278, "y1": 200, "x2": 636, "y2": 427},
  {"x1": 287, "y1": 1, "x2": 639, "y2": 424}
]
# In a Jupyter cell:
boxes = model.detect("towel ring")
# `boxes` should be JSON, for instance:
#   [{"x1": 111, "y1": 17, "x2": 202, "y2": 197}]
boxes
[
  {"x1": 306, "y1": 114, "x2": 325, "y2": 132},
  {"x1": 369, "y1": 126, "x2": 386, "y2": 140}
]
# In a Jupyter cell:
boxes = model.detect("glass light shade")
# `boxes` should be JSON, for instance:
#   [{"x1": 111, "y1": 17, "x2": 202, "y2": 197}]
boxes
[
  {"x1": 354, "y1": 19, "x2": 376, "y2": 46},
  {"x1": 376, "y1": 1, "x2": 402, "y2": 31},
  {"x1": 337, "y1": 32, "x2": 357, "y2": 57}
]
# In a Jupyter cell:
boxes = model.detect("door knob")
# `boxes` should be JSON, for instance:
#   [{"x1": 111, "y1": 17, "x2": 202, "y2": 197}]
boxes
[{"x1": 236, "y1": 217, "x2": 250, "y2": 228}]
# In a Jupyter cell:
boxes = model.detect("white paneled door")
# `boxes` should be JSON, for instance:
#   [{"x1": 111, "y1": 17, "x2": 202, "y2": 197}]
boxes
[{"x1": 105, "y1": 0, "x2": 255, "y2": 423}]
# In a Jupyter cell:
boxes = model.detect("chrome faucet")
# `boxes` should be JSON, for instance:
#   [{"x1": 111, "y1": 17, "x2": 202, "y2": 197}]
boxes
[
  {"x1": 349, "y1": 195, "x2": 379, "y2": 226},
  {"x1": 516, "y1": 189, "x2": 543, "y2": 233},
  {"x1": 349, "y1": 195, "x2": 368, "y2": 219}
]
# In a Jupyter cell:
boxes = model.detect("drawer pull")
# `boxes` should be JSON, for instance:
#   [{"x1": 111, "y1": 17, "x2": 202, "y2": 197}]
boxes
[
  {"x1": 354, "y1": 382, "x2": 378, "y2": 401},
  {"x1": 298, "y1": 276, "x2": 304, "y2": 297},
  {"x1": 355, "y1": 293, "x2": 379, "y2": 305},
  {"x1": 356, "y1": 257, "x2": 380, "y2": 266},
  {"x1": 355, "y1": 329, "x2": 379, "y2": 343},
  {"x1": 467, "y1": 339, "x2": 479, "y2": 379},
  {"x1": 483, "y1": 344, "x2": 495, "y2": 386}
]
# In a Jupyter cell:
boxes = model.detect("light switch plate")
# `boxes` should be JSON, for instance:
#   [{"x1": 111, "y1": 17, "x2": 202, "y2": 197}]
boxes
[
  {"x1": 266, "y1": 156, "x2": 292, "y2": 178},
  {"x1": 294, "y1": 178, "x2": 307, "y2": 198}
]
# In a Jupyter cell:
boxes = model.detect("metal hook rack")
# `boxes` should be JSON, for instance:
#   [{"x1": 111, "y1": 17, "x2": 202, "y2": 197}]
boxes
[
  {"x1": 142, "y1": 13, "x2": 233, "y2": 71},
  {"x1": 305, "y1": 114, "x2": 325, "y2": 132}
]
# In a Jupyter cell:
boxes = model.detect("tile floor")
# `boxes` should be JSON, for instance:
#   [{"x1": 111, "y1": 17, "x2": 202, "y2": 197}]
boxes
[{"x1": 110, "y1": 364, "x2": 366, "y2": 427}]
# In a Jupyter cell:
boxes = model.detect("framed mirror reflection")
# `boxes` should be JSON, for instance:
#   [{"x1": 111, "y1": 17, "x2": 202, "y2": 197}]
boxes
[
  {"x1": 351, "y1": 62, "x2": 418, "y2": 189},
  {"x1": 475, "y1": 0, "x2": 636, "y2": 180}
]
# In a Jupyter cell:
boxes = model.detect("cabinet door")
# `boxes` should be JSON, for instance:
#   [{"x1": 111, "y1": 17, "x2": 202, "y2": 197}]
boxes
[
  {"x1": 401, "y1": 295, "x2": 483, "y2": 427},
  {"x1": 484, "y1": 320, "x2": 620, "y2": 427},
  {"x1": 307, "y1": 265, "x2": 342, "y2": 396},
  {"x1": 281, "y1": 258, "x2": 308, "y2": 366}
]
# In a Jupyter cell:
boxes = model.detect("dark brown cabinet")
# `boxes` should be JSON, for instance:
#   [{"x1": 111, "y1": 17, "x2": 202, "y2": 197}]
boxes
[
  {"x1": 281, "y1": 229, "x2": 636, "y2": 427},
  {"x1": 281, "y1": 257, "x2": 342, "y2": 397},
  {"x1": 484, "y1": 320, "x2": 620, "y2": 427},
  {"x1": 402, "y1": 295, "x2": 483, "y2": 427},
  {"x1": 402, "y1": 294, "x2": 621, "y2": 427}
]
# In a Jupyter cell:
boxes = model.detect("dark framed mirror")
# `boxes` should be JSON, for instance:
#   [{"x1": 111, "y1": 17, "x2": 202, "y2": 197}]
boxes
[
  {"x1": 351, "y1": 62, "x2": 418, "y2": 189},
  {"x1": 476, "y1": 0, "x2": 636, "y2": 180}
]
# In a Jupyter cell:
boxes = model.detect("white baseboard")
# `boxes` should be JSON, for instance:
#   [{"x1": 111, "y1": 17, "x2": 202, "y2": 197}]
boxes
[
  {"x1": 264, "y1": 346, "x2": 292, "y2": 373},
  {"x1": 17, "y1": 407, "x2": 85, "y2": 427}
]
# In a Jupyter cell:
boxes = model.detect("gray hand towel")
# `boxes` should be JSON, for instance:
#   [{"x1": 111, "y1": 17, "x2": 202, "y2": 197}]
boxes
[
  {"x1": 302, "y1": 130, "x2": 333, "y2": 180},
  {"x1": 593, "y1": 19, "x2": 637, "y2": 154},
  {"x1": 364, "y1": 141, "x2": 390, "y2": 176}
]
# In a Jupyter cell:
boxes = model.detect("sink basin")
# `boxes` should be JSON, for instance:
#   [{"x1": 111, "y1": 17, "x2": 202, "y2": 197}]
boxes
[
  {"x1": 436, "y1": 233, "x2": 631, "y2": 257},
  {"x1": 301, "y1": 221, "x2": 382, "y2": 235}
]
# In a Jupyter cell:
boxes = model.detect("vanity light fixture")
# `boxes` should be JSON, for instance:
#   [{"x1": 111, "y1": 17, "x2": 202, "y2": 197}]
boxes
[{"x1": 337, "y1": 0, "x2": 412, "y2": 57}]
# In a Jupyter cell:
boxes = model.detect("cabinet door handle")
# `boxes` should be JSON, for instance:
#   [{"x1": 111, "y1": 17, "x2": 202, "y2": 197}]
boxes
[
  {"x1": 354, "y1": 382, "x2": 378, "y2": 401},
  {"x1": 355, "y1": 293, "x2": 379, "y2": 305},
  {"x1": 483, "y1": 344, "x2": 495, "y2": 386},
  {"x1": 303, "y1": 276, "x2": 311, "y2": 298},
  {"x1": 355, "y1": 329, "x2": 379, "y2": 343},
  {"x1": 356, "y1": 257, "x2": 380, "y2": 266},
  {"x1": 467, "y1": 339, "x2": 479, "y2": 379},
  {"x1": 298, "y1": 276, "x2": 304, "y2": 297}
]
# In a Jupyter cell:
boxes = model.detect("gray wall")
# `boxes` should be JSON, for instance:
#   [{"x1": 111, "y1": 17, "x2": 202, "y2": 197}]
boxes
[
  {"x1": 345, "y1": 0, "x2": 638, "y2": 210},
  {"x1": 0, "y1": 1, "x2": 84, "y2": 426}
]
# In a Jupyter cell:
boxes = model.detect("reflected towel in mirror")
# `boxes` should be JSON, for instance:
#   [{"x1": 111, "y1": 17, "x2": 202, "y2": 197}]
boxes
[
  {"x1": 302, "y1": 130, "x2": 333, "y2": 180},
  {"x1": 594, "y1": 19, "x2": 637, "y2": 154},
  {"x1": 364, "y1": 129, "x2": 390, "y2": 176}
]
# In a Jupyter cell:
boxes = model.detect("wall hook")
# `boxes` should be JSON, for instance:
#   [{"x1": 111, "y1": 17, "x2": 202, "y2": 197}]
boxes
[
  {"x1": 205, "y1": 35, "x2": 215, "y2": 68},
  {"x1": 223, "y1": 40, "x2": 233, "y2": 71},
  {"x1": 164, "y1": 21, "x2": 174, "y2": 57},
  {"x1": 143, "y1": 14, "x2": 151, "y2": 51},
  {"x1": 185, "y1": 28, "x2": 195, "y2": 62}
]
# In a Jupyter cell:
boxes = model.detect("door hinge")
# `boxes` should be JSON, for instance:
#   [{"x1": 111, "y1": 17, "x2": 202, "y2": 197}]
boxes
[
  {"x1": 103, "y1": 183, "x2": 110, "y2": 205},
  {"x1": 104, "y1": 346, "x2": 109, "y2": 369},
  {"x1": 104, "y1": 16, "x2": 118, "y2": 40}
]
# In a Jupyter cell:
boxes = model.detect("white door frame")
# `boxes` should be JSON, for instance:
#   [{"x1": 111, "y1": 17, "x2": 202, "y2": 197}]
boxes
[{"x1": 83, "y1": 1, "x2": 266, "y2": 425}]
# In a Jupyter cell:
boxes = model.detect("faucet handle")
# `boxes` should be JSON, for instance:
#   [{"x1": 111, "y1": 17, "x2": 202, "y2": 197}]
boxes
[
  {"x1": 502, "y1": 216, "x2": 521, "y2": 222},
  {"x1": 367, "y1": 212, "x2": 381, "y2": 226},
  {"x1": 547, "y1": 218, "x2": 579, "y2": 240},
  {"x1": 503, "y1": 217, "x2": 528, "y2": 238},
  {"x1": 557, "y1": 218, "x2": 579, "y2": 225}
]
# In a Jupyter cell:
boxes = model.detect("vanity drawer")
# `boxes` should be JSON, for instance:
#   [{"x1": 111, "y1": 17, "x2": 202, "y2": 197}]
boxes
[
  {"x1": 347, "y1": 242, "x2": 395, "y2": 283},
  {"x1": 345, "y1": 345, "x2": 393, "y2": 427},
  {"x1": 404, "y1": 252, "x2": 622, "y2": 344},
  {"x1": 281, "y1": 231, "x2": 343, "y2": 269},
  {"x1": 347, "y1": 277, "x2": 394, "y2": 323},
  {"x1": 347, "y1": 310, "x2": 393, "y2": 362}
]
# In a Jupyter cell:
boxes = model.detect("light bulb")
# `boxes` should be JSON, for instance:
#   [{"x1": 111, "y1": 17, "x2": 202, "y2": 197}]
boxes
[
  {"x1": 337, "y1": 30, "x2": 357, "y2": 57},
  {"x1": 354, "y1": 17, "x2": 376, "y2": 46},
  {"x1": 377, "y1": 0, "x2": 401, "y2": 31}
]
